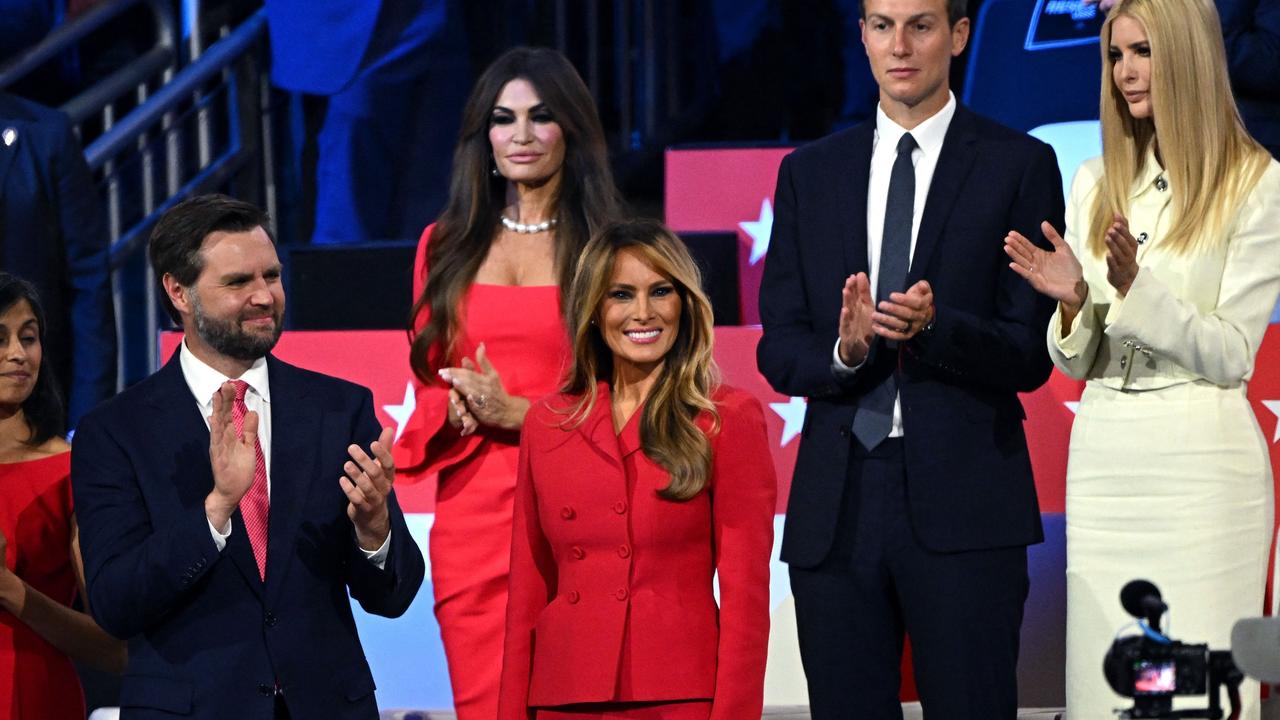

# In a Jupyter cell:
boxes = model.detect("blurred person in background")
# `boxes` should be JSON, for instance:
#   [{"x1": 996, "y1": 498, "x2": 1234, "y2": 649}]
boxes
[
  {"x1": 0, "y1": 91, "x2": 117, "y2": 429},
  {"x1": 265, "y1": 0, "x2": 469, "y2": 244}
]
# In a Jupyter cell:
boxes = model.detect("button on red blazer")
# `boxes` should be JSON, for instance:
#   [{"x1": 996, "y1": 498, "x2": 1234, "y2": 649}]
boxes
[{"x1": 498, "y1": 382, "x2": 776, "y2": 720}]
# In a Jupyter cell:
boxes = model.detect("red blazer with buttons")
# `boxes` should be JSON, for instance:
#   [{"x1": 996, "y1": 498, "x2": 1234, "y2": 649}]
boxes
[{"x1": 498, "y1": 382, "x2": 776, "y2": 720}]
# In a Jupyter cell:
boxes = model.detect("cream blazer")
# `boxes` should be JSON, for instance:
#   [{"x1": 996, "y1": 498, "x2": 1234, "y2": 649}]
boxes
[{"x1": 1049, "y1": 151, "x2": 1280, "y2": 390}]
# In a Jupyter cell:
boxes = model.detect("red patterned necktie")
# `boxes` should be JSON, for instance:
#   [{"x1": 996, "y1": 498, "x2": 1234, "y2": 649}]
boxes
[{"x1": 230, "y1": 380, "x2": 270, "y2": 579}]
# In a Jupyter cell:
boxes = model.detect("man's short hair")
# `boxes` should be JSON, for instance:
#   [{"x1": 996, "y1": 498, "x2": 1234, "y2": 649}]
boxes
[
  {"x1": 861, "y1": 0, "x2": 969, "y2": 26},
  {"x1": 148, "y1": 194, "x2": 272, "y2": 325}
]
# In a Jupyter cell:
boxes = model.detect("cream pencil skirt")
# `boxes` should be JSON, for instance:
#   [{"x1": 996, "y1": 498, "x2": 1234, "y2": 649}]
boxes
[{"x1": 1064, "y1": 381, "x2": 1273, "y2": 720}]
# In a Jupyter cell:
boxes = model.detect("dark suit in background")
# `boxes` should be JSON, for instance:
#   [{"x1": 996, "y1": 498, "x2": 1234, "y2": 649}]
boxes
[
  {"x1": 1218, "y1": 0, "x2": 1280, "y2": 159},
  {"x1": 757, "y1": 103, "x2": 1063, "y2": 718},
  {"x1": 0, "y1": 92, "x2": 116, "y2": 427},
  {"x1": 71, "y1": 353, "x2": 425, "y2": 719},
  {"x1": 265, "y1": 0, "x2": 467, "y2": 244}
]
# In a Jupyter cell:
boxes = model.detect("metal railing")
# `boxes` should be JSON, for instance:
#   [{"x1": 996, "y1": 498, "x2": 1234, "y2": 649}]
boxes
[
  {"x1": 87, "y1": 11, "x2": 268, "y2": 267},
  {"x1": 0, "y1": 0, "x2": 698, "y2": 379},
  {"x1": 0, "y1": 0, "x2": 272, "y2": 380},
  {"x1": 98, "y1": 10, "x2": 271, "y2": 379},
  {"x1": 0, "y1": 0, "x2": 178, "y2": 127}
]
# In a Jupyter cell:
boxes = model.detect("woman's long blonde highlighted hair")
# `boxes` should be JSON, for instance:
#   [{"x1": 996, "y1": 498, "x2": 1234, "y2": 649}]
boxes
[
  {"x1": 560, "y1": 219, "x2": 720, "y2": 501},
  {"x1": 1089, "y1": 0, "x2": 1269, "y2": 256}
]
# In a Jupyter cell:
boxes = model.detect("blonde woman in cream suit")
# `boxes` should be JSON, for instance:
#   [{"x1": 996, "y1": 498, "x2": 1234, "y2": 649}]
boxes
[{"x1": 1004, "y1": 0, "x2": 1280, "y2": 716}]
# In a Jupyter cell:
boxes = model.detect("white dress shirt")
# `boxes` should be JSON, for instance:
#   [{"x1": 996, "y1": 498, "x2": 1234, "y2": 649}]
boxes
[
  {"x1": 181, "y1": 340, "x2": 389, "y2": 567},
  {"x1": 833, "y1": 93, "x2": 958, "y2": 437}
]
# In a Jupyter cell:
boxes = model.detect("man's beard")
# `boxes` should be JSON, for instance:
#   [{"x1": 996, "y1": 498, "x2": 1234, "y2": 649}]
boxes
[{"x1": 190, "y1": 292, "x2": 283, "y2": 361}]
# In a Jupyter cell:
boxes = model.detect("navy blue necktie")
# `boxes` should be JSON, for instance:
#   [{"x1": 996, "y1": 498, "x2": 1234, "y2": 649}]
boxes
[{"x1": 852, "y1": 132, "x2": 917, "y2": 450}]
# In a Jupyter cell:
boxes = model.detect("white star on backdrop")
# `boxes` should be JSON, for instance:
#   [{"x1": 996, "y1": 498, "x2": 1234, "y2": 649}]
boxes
[
  {"x1": 383, "y1": 382, "x2": 416, "y2": 442},
  {"x1": 1263, "y1": 400, "x2": 1280, "y2": 442},
  {"x1": 769, "y1": 396, "x2": 807, "y2": 447},
  {"x1": 740, "y1": 198, "x2": 774, "y2": 265}
]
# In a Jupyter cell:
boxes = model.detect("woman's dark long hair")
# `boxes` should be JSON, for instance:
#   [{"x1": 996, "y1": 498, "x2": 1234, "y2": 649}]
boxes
[
  {"x1": 408, "y1": 46, "x2": 623, "y2": 382},
  {"x1": 0, "y1": 273, "x2": 65, "y2": 445}
]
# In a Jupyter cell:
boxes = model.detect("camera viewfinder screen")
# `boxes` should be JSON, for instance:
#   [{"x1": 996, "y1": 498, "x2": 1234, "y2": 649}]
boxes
[{"x1": 1133, "y1": 660, "x2": 1177, "y2": 695}]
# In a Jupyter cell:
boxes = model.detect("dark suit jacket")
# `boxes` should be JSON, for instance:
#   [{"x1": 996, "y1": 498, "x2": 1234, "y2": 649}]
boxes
[
  {"x1": 71, "y1": 352, "x2": 425, "y2": 720},
  {"x1": 757, "y1": 104, "x2": 1065, "y2": 565},
  {"x1": 1218, "y1": 0, "x2": 1280, "y2": 158},
  {"x1": 0, "y1": 92, "x2": 116, "y2": 427}
]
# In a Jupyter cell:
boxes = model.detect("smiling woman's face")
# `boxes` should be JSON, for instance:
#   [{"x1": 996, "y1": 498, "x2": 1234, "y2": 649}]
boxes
[
  {"x1": 598, "y1": 248, "x2": 683, "y2": 378},
  {"x1": 0, "y1": 298, "x2": 41, "y2": 410}
]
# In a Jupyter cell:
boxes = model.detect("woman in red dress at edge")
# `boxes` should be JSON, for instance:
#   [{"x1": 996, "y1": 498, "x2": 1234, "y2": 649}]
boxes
[
  {"x1": 0, "y1": 273, "x2": 125, "y2": 719},
  {"x1": 498, "y1": 220, "x2": 775, "y2": 720},
  {"x1": 395, "y1": 47, "x2": 622, "y2": 720}
]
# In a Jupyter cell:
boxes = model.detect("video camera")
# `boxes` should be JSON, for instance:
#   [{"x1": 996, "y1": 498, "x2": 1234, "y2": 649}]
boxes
[{"x1": 1103, "y1": 580, "x2": 1243, "y2": 719}]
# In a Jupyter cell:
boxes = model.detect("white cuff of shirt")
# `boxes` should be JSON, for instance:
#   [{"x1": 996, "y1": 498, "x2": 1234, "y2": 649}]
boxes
[
  {"x1": 208, "y1": 517, "x2": 232, "y2": 552},
  {"x1": 208, "y1": 517, "x2": 389, "y2": 569},
  {"x1": 361, "y1": 532, "x2": 391, "y2": 570},
  {"x1": 832, "y1": 337, "x2": 865, "y2": 376}
]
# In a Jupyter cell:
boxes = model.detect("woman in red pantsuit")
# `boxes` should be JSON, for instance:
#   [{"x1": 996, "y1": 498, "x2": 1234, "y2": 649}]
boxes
[
  {"x1": 395, "y1": 47, "x2": 622, "y2": 720},
  {"x1": 499, "y1": 220, "x2": 776, "y2": 720},
  {"x1": 0, "y1": 273, "x2": 124, "y2": 719}
]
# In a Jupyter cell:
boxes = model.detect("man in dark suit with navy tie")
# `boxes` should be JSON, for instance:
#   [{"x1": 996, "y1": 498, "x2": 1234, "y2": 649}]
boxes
[
  {"x1": 756, "y1": 0, "x2": 1064, "y2": 717},
  {"x1": 71, "y1": 194, "x2": 424, "y2": 719}
]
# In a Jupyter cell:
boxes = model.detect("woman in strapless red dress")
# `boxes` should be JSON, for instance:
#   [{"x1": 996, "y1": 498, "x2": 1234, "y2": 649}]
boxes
[
  {"x1": 0, "y1": 273, "x2": 125, "y2": 720},
  {"x1": 394, "y1": 47, "x2": 622, "y2": 720}
]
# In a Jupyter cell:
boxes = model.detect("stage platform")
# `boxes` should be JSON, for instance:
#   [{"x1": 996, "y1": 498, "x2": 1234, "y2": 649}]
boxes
[
  {"x1": 378, "y1": 707, "x2": 1068, "y2": 719},
  {"x1": 94, "y1": 701, "x2": 1280, "y2": 719}
]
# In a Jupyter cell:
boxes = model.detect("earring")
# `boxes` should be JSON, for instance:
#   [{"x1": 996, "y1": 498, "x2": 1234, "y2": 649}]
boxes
[{"x1": 490, "y1": 156, "x2": 501, "y2": 178}]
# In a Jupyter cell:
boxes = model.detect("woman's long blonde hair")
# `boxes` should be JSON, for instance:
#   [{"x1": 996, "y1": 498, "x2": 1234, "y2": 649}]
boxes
[
  {"x1": 1089, "y1": 0, "x2": 1269, "y2": 256},
  {"x1": 560, "y1": 219, "x2": 720, "y2": 501}
]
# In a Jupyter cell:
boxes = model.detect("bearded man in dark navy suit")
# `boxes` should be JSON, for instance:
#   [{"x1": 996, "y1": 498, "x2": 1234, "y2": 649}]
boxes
[{"x1": 72, "y1": 194, "x2": 424, "y2": 719}]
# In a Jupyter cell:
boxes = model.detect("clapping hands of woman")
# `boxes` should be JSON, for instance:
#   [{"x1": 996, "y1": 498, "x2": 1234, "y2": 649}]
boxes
[
  {"x1": 1005, "y1": 221, "x2": 1088, "y2": 308},
  {"x1": 439, "y1": 343, "x2": 531, "y2": 436},
  {"x1": 1005, "y1": 216, "x2": 1142, "y2": 332},
  {"x1": 1102, "y1": 214, "x2": 1141, "y2": 297}
]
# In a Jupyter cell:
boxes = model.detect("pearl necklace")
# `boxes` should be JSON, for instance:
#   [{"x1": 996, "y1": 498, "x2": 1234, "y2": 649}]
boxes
[{"x1": 501, "y1": 215, "x2": 557, "y2": 234}]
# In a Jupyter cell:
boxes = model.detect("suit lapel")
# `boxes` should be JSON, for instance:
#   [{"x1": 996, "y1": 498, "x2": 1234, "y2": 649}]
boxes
[
  {"x1": 840, "y1": 124, "x2": 875, "y2": 279},
  {"x1": 575, "y1": 382, "x2": 624, "y2": 469},
  {"x1": 263, "y1": 356, "x2": 319, "y2": 606},
  {"x1": 908, "y1": 106, "x2": 979, "y2": 285},
  {"x1": 616, "y1": 401, "x2": 644, "y2": 459},
  {"x1": 144, "y1": 353, "x2": 264, "y2": 598}
]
